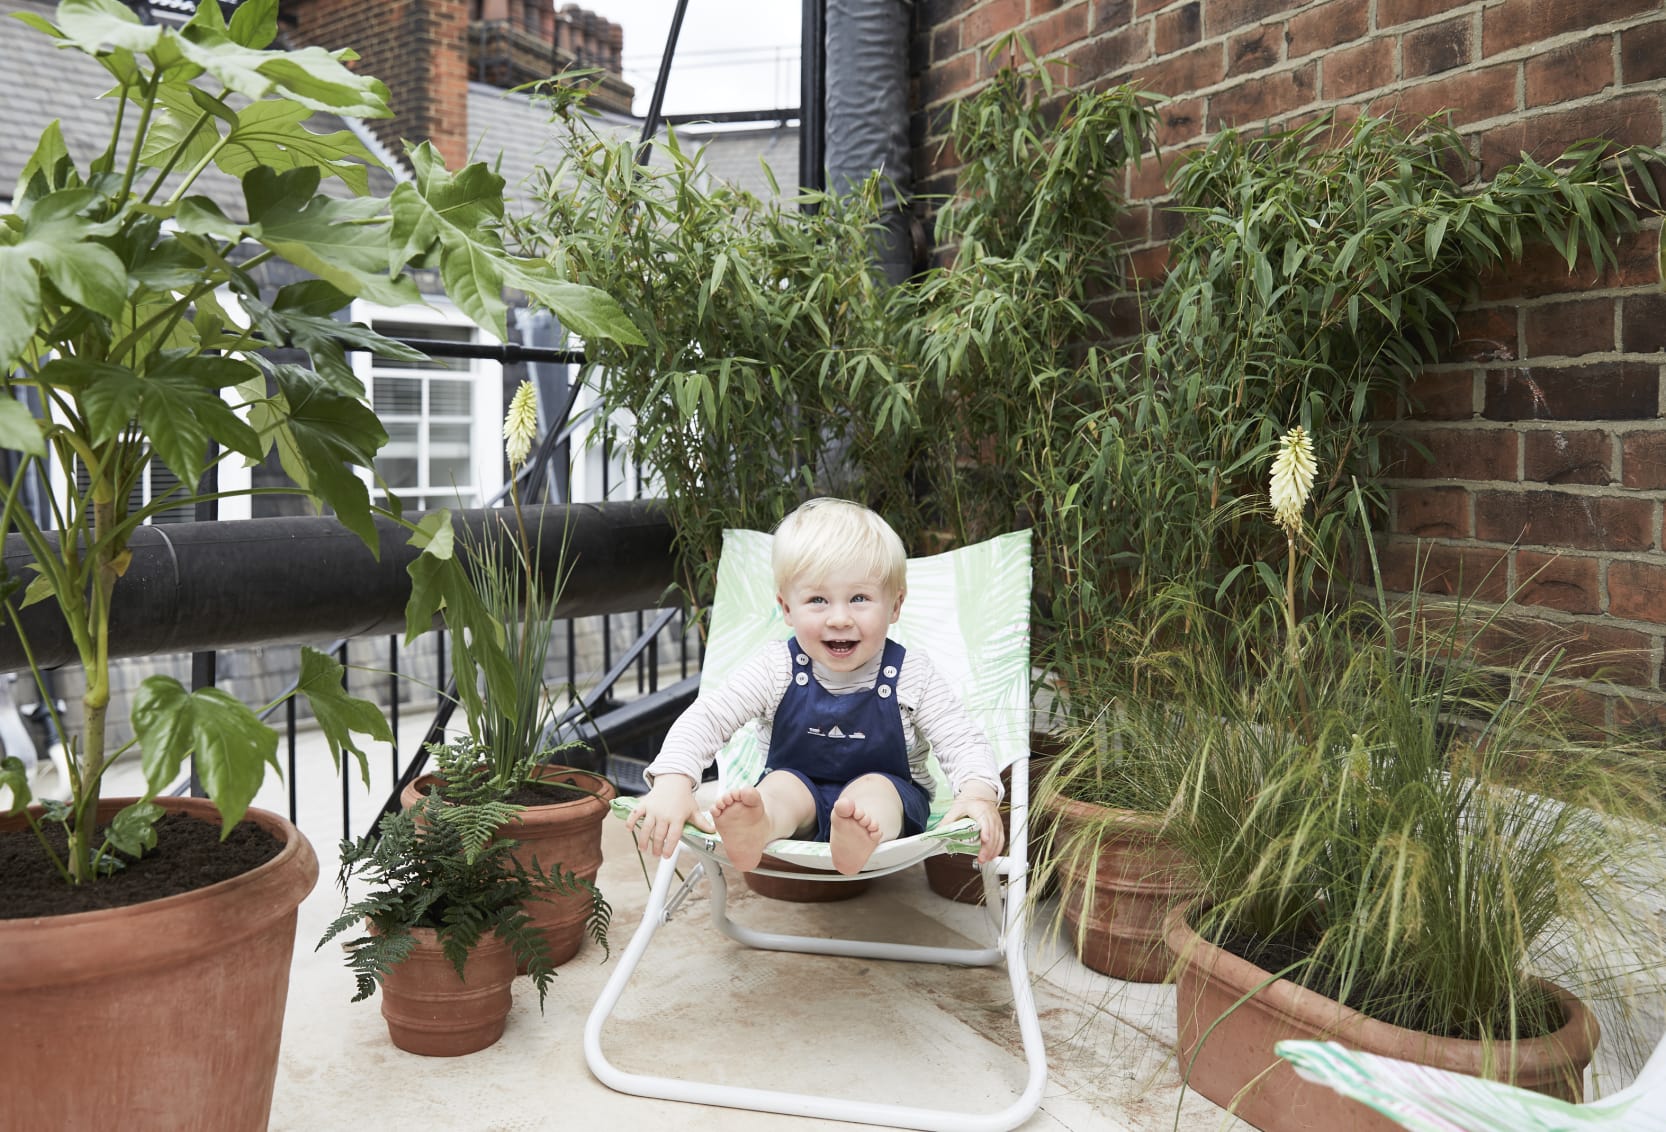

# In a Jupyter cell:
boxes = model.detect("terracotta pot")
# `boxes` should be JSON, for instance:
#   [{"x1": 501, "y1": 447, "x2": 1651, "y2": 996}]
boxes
[
  {"x1": 0, "y1": 797, "x2": 317, "y2": 1132},
  {"x1": 744, "y1": 853, "x2": 871, "y2": 901},
  {"x1": 925, "y1": 735, "x2": 1064, "y2": 905},
  {"x1": 1164, "y1": 901, "x2": 1599, "y2": 1132},
  {"x1": 1047, "y1": 796, "x2": 1201, "y2": 981},
  {"x1": 379, "y1": 926, "x2": 516, "y2": 1056},
  {"x1": 403, "y1": 765, "x2": 614, "y2": 967}
]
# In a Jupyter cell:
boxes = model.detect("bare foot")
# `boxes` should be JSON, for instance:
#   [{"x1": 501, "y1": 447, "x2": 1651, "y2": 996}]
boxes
[
  {"x1": 712, "y1": 787, "x2": 774, "y2": 872},
  {"x1": 829, "y1": 797, "x2": 883, "y2": 875}
]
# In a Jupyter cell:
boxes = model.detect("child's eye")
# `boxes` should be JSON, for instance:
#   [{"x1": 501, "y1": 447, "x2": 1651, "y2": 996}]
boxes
[
  {"x1": 807, "y1": 596, "x2": 827, "y2": 605},
  {"x1": 851, "y1": 595, "x2": 870, "y2": 603}
]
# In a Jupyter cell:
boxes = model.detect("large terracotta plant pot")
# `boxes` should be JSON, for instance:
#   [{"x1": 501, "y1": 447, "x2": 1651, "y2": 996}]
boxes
[
  {"x1": 379, "y1": 926, "x2": 516, "y2": 1056},
  {"x1": 0, "y1": 797, "x2": 317, "y2": 1132},
  {"x1": 403, "y1": 765, "x2": 614, "y2": 966},
  {"x1": 925, "y1": 733, "x2": 1063, "y2": 905},
  {"x1": 1045, "y1": 795, "x2": 1202, "y2": 981},
  {"x1": 1164, "y1": 902, "x2": 1599, "y2": 1132}
]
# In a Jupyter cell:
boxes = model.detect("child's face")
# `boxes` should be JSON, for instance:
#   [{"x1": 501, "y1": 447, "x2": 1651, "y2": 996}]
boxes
[{"x1": 777, "y1": 567, "x2": 903, "y2": 673}]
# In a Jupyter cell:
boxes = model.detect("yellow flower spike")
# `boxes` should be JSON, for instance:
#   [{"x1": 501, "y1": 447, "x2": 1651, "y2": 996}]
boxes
[
  {"x1": 1270, "y1": 425, "x2": 1317, "y2": 536},
  {"x1": 503, "y1": 380, "x2": 538, "y2": 468}
]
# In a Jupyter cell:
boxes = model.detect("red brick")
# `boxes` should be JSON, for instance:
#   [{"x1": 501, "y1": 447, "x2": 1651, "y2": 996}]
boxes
[
  {"x1": 1374, "y1": 65, "x2": 1517, "y2": 130},
  {"x1": 1449, "y1": 306, "x2": 1520, "y2": 364},
  {"x1": 1474, "y1": 489, "x2": 1655, "y2": 551},
  {"x1": 1621, "y1": 294, "x2": 1666, "y2": 355},
  {"x1": 1621, "y1": 431, "x2": 1666, "y2": 490},
  {"x1": 1322, "y1": 37, "x2": 1394, "y2": 101},
  {"x1": 1028, "y1": 3, "x2": 1092, "y2": 54},
  {"x1": 1378, "y1": 539, "x2": 1511, "y2": 602},
  {"x1": 1227, "y1": 26, "x2": 1282, "y2": 76},
  {"x1": 1405, "y1": 370, "x2": 1479, "y2": 420},
  {"x1": 1514, "y1": 550, "x2": 1601, "y2": 614},
  {"x1": 1620, "y1": 20, "x2": 1666, "y2": 84},
  {"x1": 1395, "y1": 486, "x2": 1472, "y2": 538},
  {"x1": 1474, "y1": 614, "x2": 1656, "y2": 687},
  {"x1": 963, "y1": 0, "x2": 1028, "y2": 46},
  {"x1": 1066, "y1": 25, "x2": 1152, "y2": 81},
  {"x1": 1139, "y1": 41, "x2": 1226, "y2": 96},
  {"x1": 1207, "y1": 63, "x2": 1317, "y2": 129},
  {"x1": 1405, "y1": 18, "x2": 1474, "y2": 78},
  {"x1": 1477, "y1": 95, "x2": 1663, "y2": 176},
  {"x1": 1378, "y1": 0, "x2": 1469, "y2": 28},
  {"x1": 1387, "y1": 427, "x2": 1518, "y2": 481},
  {"x1": 1525, "y1": 36, "x2": 1615, "y2": 107},
  {"x1": 1483, "y1": 0, "x2": 1657, "y2": 58},
  {"x1": 1129, "y1": 243, "x2": 1171, "y2": 281},
  {"x1": 932, "y1": 23, "x2": 961, "y2": 61},
  {"x1": 1522, "y1": 429, "x2": 1615, "y2": 485},
  {"x1": 1483, "y1": 364, "x2": 1659, "y2": 422},
  {"x1": 1155, "y1": 1, "x2": 1202, "y2": 52},
  {"x1": 1287, "y1": 0, "x2": 1368, "y2": 58},
  {"x1": 1203, "y1": 0, "x2": 1289, "y2": 36},
  {"x1": 1156, "y1": 98, "x2": 1205, "y2": 147},
  {"x1": 1609, "y1": 559, "x2": 1666, "y2": 623},
  {"x1": 1521, "y1": 297, "x2": 1616, "y2": 358}
]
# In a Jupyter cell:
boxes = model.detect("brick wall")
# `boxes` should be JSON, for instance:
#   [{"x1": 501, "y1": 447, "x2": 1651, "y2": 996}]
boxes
[
  {"x1": 912, "y1": 0, "x2": 1666, "y2": 728},
  {"x1": 282, "y1": 0, "x2": 471, "y2": 168}
]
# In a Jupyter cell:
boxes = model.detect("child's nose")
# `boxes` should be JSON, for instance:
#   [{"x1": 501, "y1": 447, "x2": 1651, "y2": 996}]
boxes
[{"x1": 827, "y1": 604, "x2": 854, "y2": 626}]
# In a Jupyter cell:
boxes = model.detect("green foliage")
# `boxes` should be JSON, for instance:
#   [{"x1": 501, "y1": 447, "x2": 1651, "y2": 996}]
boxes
[
  {"x1": 1114, "y1": 115, "x2": 1658, "y2": 616},
  {"x1": 0, "y1": 0, "x2": 640, "y2": 885},
  {"x1": 319, "y1": 742, "x2": 611, "y2": 1008}
]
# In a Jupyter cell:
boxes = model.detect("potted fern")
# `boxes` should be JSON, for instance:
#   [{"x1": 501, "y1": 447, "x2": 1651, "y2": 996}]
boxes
[
  {"x1": 0, "y1": 2, "x2": 638, "y2": 1127},
  {"x1": 323, "y1": 741, "x2": 610, "y2": 1056}
]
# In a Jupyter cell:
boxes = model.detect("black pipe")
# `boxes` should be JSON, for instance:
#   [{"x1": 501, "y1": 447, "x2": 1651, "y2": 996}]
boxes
[
  {"x1": 0, "y1": 501, "x2": 677, "y2": 672},
  {"x1": 799, "y1": 0, "x2": 827, "y2": 196}
]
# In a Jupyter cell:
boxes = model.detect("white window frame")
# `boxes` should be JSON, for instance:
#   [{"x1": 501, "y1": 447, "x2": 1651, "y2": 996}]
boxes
[{"x1": 350, "y1": 299, "x2": 503, "y2": 512}]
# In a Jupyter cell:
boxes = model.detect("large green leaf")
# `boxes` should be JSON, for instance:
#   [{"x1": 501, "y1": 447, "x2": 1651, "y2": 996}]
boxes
[
  {"x1": 45, "y1": 0, "x2": 163, "y2": 56},
  {"x1": 237, "y1": 167, "x2": 416, "y2": 308},
  {"x1": 266, "y1": 362, "x2": 385, "y2": 551},
  {"x1": 389, "y1": 145, "x2": 516, "y2": 336},
  {"x1": 0, "y1": 397, "x2": 45, "y2": 458},
  {"x1": 133, "y1": 676, "x2": 279, "y2": 833},
  {"x1": 135, "y1": 356, "x2": 265, "y2": 485},
  {"x1": 216, "y1": 100, "x2": 377, "y2": 195},
  {"x1": 176, "y1": 0, "x2": 388, "y2": 118},
  {"x1": 296, "y1": 645, "x2": 392, "y2": 787},
  {"x1": 499, "y1": 264, "x2": 646, "y2": 347},
  {"x1": 0, "y1": 189, "x2": 128, "y2": 368}
]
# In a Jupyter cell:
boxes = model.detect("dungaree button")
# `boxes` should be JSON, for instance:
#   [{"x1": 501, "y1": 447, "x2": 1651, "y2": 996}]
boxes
[
  {"x1": 795, "y1": 672, "x2": 809, "y2": 686},
  {"x1": 883, "y1": 665, "x2": 898, "y2": 678},
  {"x1": 795, "y1": 653, "x2": 809, "y2": 665},
  {"x1": 877, "y1": 685, "x2": 891, "y2": 698}
]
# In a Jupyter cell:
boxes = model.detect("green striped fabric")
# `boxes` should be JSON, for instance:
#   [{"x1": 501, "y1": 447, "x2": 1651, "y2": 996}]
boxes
[
  {"x1": 1275, "y1": 1039, "x2": 1666, "y2": 1131},
  {"x1": 613, "y1": 527, "x2": 1032, "y2": 870}
]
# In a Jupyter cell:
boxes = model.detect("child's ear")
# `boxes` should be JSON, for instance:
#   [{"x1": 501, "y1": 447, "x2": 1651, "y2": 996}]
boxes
[{"x1": 890, "y1": 590, "x2": 906, "y2": 622}]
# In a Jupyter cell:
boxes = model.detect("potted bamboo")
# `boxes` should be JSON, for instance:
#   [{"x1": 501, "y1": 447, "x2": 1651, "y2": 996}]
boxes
[{"x1": 0, "y1": 3, "x2": 637, "y2": 1127}]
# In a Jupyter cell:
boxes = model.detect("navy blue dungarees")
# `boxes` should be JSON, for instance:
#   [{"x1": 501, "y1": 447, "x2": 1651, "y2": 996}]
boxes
[{"x1": 763, "y1": 637, "x2": 933, "y2": 841}]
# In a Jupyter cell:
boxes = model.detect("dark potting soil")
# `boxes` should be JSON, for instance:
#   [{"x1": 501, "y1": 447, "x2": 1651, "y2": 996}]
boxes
[
  {"x1": 502, "y1": 774, "x2": 597, "y2": 808},
  {"x1": 0, "y1": 811, "x2": 282, "y2": 920},
  {"x1": 1211, "y1": 922, "x2": 1563, "y2": 1042}
]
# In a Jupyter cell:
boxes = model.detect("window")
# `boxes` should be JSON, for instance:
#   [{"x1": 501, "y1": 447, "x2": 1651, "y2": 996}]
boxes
[{"x1": 353, "y1": 302, "x2": 503, "y2": 513}]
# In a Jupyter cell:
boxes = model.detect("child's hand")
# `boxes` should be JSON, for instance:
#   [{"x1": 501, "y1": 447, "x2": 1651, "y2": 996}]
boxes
[
  {"x1": 626, "y1": 774, "x2": 715, "y2": 859},
  {"x1": 942, "y1": 789, "x2": 1003, "y2": 863}
]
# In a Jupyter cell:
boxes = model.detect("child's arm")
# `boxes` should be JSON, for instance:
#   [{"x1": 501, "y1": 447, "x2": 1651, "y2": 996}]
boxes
[
  {"x1": 628, "y1": 642, "x2": 785, "y2": 859},
  {"x1": 905, "y1": 656, "x2": 1006, "y2": 863}
]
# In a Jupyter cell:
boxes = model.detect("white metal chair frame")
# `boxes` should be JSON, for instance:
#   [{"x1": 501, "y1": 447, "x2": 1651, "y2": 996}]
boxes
[{"x1": 583, "y1": 530, "x2": 1047, "y2": 1132}]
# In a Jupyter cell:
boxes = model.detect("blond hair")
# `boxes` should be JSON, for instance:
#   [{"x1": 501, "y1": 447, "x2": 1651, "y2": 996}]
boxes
[{"x1": 772, "y1": 498, "x2": 907, "y2": 597}]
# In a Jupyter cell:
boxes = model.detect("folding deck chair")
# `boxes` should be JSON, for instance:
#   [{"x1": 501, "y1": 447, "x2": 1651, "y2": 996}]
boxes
[{"x1": 584, "y1": 527, "x2": 1046, "y2": 1132}]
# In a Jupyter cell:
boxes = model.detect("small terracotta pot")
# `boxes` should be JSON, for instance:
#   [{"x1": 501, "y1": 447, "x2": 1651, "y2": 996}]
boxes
[
  {"x1": 1164, "y1": 901, "x2": 1599, "y2": 1132},
  {"x1": 379, "y1": 926, "x2": 516, "y2": 1056},
  {"x1": 744, "y1": 854, "x2": 871, "y2": 901},
  {"x1": 925, "y1": 737, "x2": 1063, "y2": 905},
  {"x1": 403, "y1": 765, "x2": 615, "y2": 967},
  {"x1": 0, "y1": 797, "x2": 317, "y2": 1132},
  {"x1": 1047, "y1": 796, "x2": 1201, "y2": 982}
]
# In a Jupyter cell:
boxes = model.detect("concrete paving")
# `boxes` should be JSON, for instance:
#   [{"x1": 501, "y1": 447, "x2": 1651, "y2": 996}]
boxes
[{"x1": 87, "y1": 715, "x2": 1240, "y2": 1132}]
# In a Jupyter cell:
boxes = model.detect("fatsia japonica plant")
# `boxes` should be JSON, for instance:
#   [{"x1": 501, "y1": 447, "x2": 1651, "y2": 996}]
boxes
[{"x1": 0, "y1": 0, "x2": 641, "y2": 885}]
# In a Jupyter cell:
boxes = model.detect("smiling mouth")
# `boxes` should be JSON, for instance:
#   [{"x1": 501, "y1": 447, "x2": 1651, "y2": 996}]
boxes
[{"x1": 824, "y1": 639, "x2": 858, "y2": 658}]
